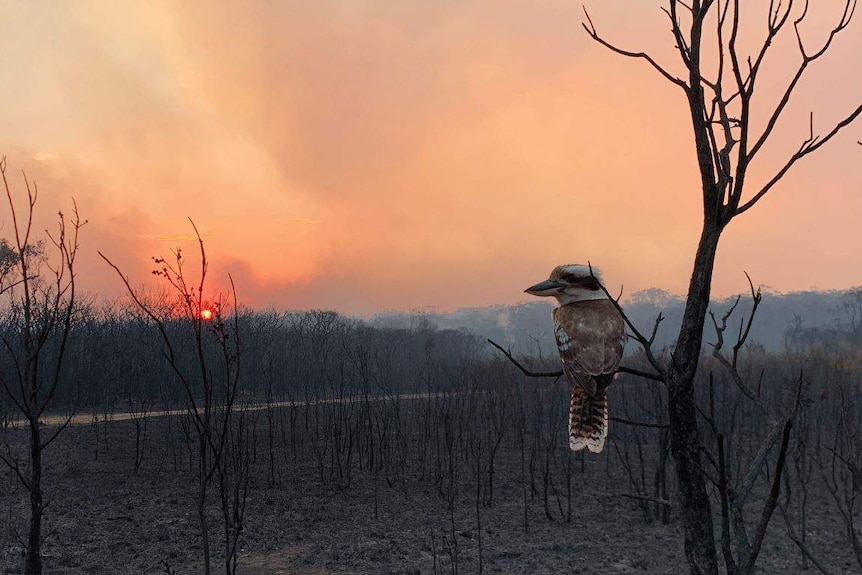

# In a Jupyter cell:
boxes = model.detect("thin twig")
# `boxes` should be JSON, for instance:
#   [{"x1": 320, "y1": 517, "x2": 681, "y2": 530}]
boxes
[
  {"x1": 582, "y1": 7, "x2": 689, "y2": 91},
  {"x1": 610, "y1": 416, "x2": 669, "y2": 429}
]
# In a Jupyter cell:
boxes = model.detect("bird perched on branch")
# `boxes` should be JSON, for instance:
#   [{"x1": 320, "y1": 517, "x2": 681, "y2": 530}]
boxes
[{"x1": 525, "y1": 264, "x2": 626, "y2": 453}]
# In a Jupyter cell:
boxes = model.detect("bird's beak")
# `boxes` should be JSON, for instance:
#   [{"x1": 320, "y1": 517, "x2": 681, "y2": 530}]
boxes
[{"x1": 525, "y1": 279, "x2": 566, "y2": 296}]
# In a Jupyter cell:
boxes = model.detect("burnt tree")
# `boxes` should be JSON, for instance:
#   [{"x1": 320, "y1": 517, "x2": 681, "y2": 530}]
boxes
[
  {"x1": 581, "y1": 2, "x2": 862, "y2": 574},
  {"x1": 0, "y1": 157, "x2": 84, "y2": 575}
]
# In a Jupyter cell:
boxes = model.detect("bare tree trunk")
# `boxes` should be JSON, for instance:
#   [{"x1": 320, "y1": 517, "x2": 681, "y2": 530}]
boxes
[
  {"x1": 25, "y1": 421, "x2": 42, "y2": 575},
  {"x1": 666, "y1": 226, "x2": 722, "y2": 575},
  {"x1": 199, "y1": 435, "x2": 211, "y2": 575}
]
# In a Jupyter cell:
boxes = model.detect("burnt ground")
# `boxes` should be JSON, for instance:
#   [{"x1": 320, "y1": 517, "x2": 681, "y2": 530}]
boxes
[{"x1": 0, "y1": 412, "x2": 857, "y2": 575}]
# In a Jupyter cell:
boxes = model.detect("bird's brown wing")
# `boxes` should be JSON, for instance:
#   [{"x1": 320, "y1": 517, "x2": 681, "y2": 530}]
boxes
[
  {"x1": 552, "y1": 299, "x2": 626, "y2": 394},
  {"x1": 553, "y1": 299, "x2": 626, "y2": 453}
]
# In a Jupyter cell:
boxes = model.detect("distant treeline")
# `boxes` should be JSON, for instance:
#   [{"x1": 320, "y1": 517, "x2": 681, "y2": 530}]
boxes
[
  {"x1": 0, "y1": 287, "x2": 858, "y2": 412},
  {"x1": 0, "y1": 303, "x2": 484, "y2": 411},
  {"x1": 371, "y1": 287, "x2": 862, "y2": 355}
]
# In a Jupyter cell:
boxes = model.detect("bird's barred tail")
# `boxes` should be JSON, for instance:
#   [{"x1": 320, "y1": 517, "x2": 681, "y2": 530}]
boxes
[{"x1": 568, "y1": 383, "x2": 609, "y2": 453}]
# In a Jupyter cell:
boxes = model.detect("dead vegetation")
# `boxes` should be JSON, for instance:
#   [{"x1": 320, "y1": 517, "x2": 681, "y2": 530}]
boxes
[{"x1": 1, "y1": 313, "x2": 860, "y2": 573}]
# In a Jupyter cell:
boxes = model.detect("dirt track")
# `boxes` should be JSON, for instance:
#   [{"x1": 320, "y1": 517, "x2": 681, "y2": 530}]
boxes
[{"x1": 13, "y1": 392, "x2": 450, "y2": 427}]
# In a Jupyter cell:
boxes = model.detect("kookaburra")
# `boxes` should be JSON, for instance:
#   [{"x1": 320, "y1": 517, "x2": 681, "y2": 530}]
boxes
[{"x1": 526, "y1": 264, "x2": 626, "y2": 453}]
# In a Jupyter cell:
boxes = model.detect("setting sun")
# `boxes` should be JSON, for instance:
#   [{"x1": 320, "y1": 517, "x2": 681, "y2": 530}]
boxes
[{"x1": 200, "y1": 308, "x2": 213, "y2": 321}]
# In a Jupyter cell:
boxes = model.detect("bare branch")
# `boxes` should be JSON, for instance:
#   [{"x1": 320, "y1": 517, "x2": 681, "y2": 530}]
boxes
[
  {"x1": 733, "y1": 0, "x2": 858, "y2": 215},
  {"x1": 737, "y1": 422, "x2": 783, "y2": 507},
  {"x1": 98, "y1": 251, "x2": 203, "y2": 426},
  {"x1": 735, "y1": 102, "x2": 862, "y2": 217},
  {"x1": 709, "y1": 273, "x2": 763, "y2": 399},
  {"x1": 486, "y1": 339, "x2": 562, "y2": 378},
  {"x1": 717, "y1": 433, "x2": 737, "y2": 574},
  {"x1": 618, "y1": 492, "x2": 672, "y2": 506},
  {"x1": 739, "y1": 420, "x2": 793, "y2": 572},
  {"x1": 587, "y1": 262, "x2": 668, "y2": 382},
  {"x1": 778, "y1": 503, "x2": 836, "y2": 575},
  {"x1": 582, "y1": 7, "x2": 689, "y2": 91},
  {"x1": 40, "y1": 412, "x2": 75, "y2": 450},
  {"x1": 610, "y1": 415, "x2": 669, "y2": 429},
  {"x1": 0, "y1": 450, "x2": 31, "y2": 491},
  {"x1": 662, "y1": 2, "x2": 692, "y2": 69}
]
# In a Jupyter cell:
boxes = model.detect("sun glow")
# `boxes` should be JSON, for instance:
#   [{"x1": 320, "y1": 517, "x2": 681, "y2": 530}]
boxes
[{"x1": 200, "y1": 308, "x2": 214, "y2": 321}]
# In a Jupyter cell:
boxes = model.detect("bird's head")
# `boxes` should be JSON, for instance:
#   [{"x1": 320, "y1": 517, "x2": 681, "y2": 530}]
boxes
[{"x1": 525, "y1": 264, "x2": 607, "y2": 305}]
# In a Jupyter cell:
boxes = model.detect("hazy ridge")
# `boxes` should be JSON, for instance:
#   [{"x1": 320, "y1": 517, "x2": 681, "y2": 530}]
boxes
[{"x1": 370, "y1": 287, "x2": 861, "y2": 355}]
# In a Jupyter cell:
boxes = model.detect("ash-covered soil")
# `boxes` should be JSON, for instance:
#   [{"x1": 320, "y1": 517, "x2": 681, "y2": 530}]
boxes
[{"x1": 0, "y1": 412, "x2": 855, "y2": 574}]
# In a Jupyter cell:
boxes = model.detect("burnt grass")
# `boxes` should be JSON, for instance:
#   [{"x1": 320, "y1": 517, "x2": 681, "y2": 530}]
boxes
[{"x1": 0, "y1": 389, "x2": 858, "y2": 575}]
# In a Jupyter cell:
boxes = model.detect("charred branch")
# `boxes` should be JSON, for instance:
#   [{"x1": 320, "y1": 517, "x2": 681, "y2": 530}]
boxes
[
  {"x1": 610, "y1": 416, "x2": 669, "y2": 429},
  {"x1": 587, "y1": 263, "x2": 668, "y2": 382},
  {"x1": 737, "y1": 420, "x2": 793, "y2": 573},
  {"x1": 581, "y1": 7, "x2": 689, "y2": 91},
  {"x1": 709, "y1": 272, "x2": 763, "y2": 400},
  {"x1": 778, "y1": 503, "x2": 836, "y2": 575}
]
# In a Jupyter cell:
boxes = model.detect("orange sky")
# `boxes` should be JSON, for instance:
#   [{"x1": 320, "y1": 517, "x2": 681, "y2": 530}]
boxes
[{"x1": 1, "y1": 1, "x2": 860, "y2": 315}]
